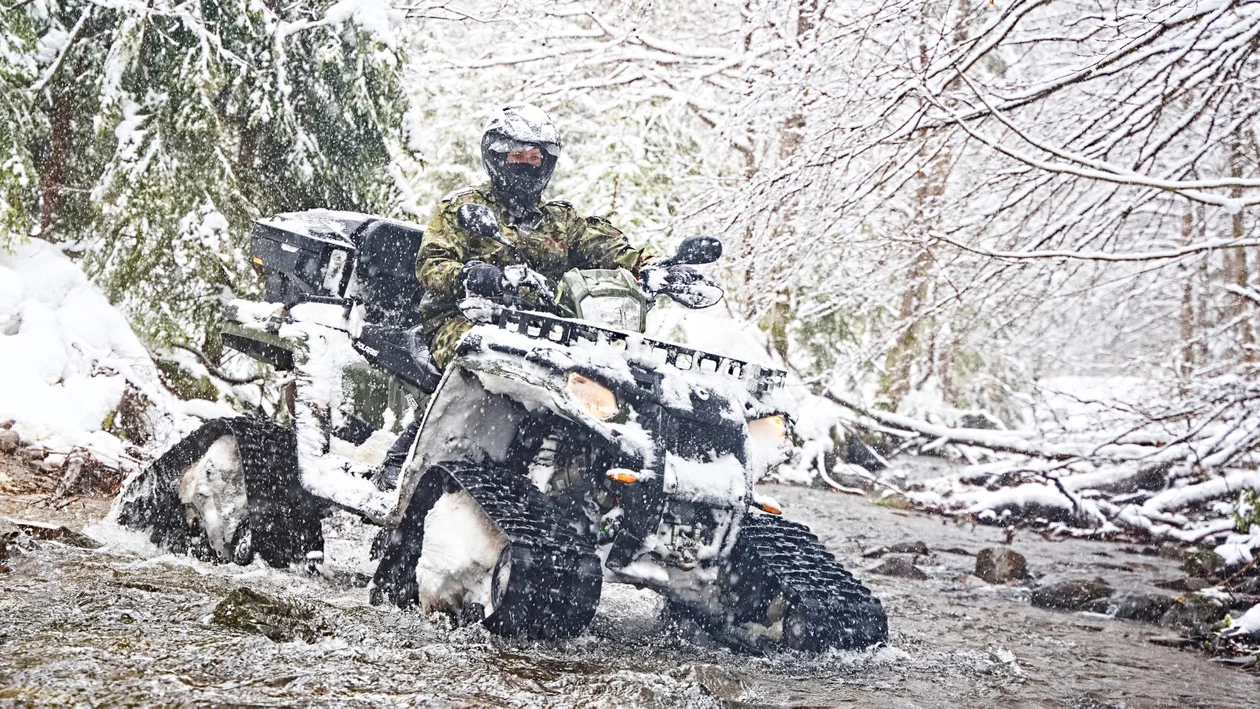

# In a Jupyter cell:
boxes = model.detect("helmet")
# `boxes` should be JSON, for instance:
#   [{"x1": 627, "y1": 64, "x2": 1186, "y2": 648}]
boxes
[{"x1": 481, "y1": 103, "x2": 562, "y2": 219}]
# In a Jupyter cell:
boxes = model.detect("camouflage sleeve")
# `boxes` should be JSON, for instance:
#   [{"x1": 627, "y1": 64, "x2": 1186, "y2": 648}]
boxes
[
  {"x1": 416, "y1": 198, "x2": 468, "y2": 301},
  {"x1": 559, "y1": 206, "x2": 655, "y2": 275}
]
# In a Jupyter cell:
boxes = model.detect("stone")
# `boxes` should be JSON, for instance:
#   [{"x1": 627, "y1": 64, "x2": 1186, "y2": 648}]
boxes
[
  {"x1": 19, "y1": 447, "x2": 46, "y2": 463},
  {"x1": 975, "y1": 547, "x2": 1027, "y2": 584},
  {"x1": 689, "y1": 664, "x2": 744, "y2": 701},
  {"x1": 10, "y1": 521, "x2": 102, "y2": 549},
  {"x1": 41, "y1": 453, "x2": 67, "y2": 473},
  {"x1": 863, "y1": 540, "x2": 930, "y2": 558},
  {"x1": 1031, "y1": 579, "x2": 1113, "y2": 611},
  {"x1": 870, "y1": 556, "x2": 928, "y2": 580},
  {"x1": 211, "y1": 587, "x2": 329, "y2": 643},
  {"x1": 1148, "y1": 635, "x2": 1196, "y2": 648},
  {"x1": 0, "y1": 429, "x2": 19, "y2": 455},
  {"x1": 1159, "y1": 592, "x2": 1227, "y2": 634},
  {"x1": 1155, "y1": 577, "x2": 1211, "y2": 592},
  {"x1": 1181, "y1": 549, "x2": 1224, "y2": 578},
  {"x1": 1113, "y1": 593, "x2": 1178, "y2": 623}
]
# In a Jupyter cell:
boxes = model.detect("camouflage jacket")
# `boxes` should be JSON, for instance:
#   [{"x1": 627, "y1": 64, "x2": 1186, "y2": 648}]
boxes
[{"x1": 416, "y1": 185, "x2": 654, "y2": 332}]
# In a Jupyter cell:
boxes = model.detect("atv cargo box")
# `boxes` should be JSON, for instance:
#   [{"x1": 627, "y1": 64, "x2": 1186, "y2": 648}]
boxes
[{"x1": 250, "y1": 209, "x2": 425, "y2": 326}]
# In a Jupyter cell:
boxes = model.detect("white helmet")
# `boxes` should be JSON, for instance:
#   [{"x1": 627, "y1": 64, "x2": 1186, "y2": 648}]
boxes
[{"x1": 481, "y1": 104, "x2": 562, "y2": 217}]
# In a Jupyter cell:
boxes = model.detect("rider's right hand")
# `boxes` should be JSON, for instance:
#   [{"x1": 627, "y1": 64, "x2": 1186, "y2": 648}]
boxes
[{"x1": 461, "y1": 261, "x2": 504, "y2": 297}]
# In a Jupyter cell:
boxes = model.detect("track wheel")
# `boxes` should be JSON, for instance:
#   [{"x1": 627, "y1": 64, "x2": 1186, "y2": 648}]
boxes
[
  {"x1": 371, "y1": 460, "x2": 602, "y2": 639},
  {"x1": 725, "y1": 512, "x2": 888, "y2": 652},
  {"x1": 115, "y1": 417, "x2": 324, "y2": 567}
]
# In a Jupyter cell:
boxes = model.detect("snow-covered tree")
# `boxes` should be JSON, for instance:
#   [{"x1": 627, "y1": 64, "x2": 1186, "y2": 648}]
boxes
[{"x1": 3, "y1": 0, "x2": 415, "y2": 346}]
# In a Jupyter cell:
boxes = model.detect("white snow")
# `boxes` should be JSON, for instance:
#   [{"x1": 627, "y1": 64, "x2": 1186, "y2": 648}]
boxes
[
  {"x1": 177, "y1": 434, "x2": 249, "y2": 558},
  {"x1": 1222, "y1": 603, "x2": 1260, "y2": 639},
  {"x1": 416, "y1": 489, "x2": 507, "y2": 615},
  {"x1": 662, "y1": 452, "x2": 747, "y2": 507},
  {"x1": 0, "y1": 240, "x2": 199, "y2": 460},
  {"x1": 325, "y1": 0, "x2": 404, "y2": 50}
]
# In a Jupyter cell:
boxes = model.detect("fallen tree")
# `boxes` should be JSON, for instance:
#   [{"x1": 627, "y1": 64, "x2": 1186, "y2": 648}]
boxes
[{"x1": 826, "y1": 378, "x2": 1260, "y2": 560}]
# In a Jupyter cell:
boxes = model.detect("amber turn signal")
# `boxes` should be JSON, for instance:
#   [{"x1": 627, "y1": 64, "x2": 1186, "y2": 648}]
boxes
[{"x1": 607, "y1": 469, "x2": 638, "y2": 484}]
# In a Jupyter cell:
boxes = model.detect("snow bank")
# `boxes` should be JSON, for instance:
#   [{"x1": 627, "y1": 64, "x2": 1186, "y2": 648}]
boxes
[{"x1": 0, "y1": 239, "x2": 212, "y2": 461}]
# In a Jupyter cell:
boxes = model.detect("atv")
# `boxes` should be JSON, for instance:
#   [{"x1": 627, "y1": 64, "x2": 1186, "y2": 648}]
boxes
[{"x1": 115, "y1": 208, "x2": 888, "y2": 652}]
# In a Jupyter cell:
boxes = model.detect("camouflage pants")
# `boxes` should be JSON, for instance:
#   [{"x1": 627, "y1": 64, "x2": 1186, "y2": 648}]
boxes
[{"x1": 427, "y1": 314, "x2": 474, "y2": 370}]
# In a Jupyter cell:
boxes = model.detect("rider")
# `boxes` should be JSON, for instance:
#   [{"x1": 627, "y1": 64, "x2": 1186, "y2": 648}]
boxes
[
  {"x1": 415, "y1": 102, "x2": 679, "y2": 370},
  {"x1": 374, "y1": 103, "x2": 694, "y2": 490}
]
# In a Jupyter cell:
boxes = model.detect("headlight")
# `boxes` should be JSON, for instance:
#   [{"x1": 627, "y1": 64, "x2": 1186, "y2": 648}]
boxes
[
  {"x1": 567, "y1": 372, "x2": 619, "y2": 420},
  {"x1": 748, "y1": 414, "x2": 787, "y2": 443}
]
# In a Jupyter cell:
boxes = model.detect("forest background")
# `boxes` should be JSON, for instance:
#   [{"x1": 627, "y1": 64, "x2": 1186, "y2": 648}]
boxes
[{"x1": 1, "y1": 0, "x2": 1258, "y2": 550}]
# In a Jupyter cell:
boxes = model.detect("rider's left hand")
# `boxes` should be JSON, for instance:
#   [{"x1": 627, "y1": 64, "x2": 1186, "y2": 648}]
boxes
[{"x1": 639, "y1": 264, "x2": 703, "y2": 294}]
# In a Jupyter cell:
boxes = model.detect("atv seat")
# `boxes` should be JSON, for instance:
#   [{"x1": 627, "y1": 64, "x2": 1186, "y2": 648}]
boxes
[{"x1": 352, "y1": 219, "x2": 425, "y2": 329}]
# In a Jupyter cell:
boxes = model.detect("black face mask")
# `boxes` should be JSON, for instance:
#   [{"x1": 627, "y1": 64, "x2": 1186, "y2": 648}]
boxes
[{"x1": 482, "y1": 134, "x2": 558, "y2": 221}]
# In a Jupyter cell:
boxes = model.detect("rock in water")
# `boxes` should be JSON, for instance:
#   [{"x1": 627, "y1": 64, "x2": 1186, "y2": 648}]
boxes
[
  {"x1": 8, "y1": 520, "x2": 101, "y2": 549},
  {"x1": 871, "y1": 556, "x2": 928, "y2": 580},
  {"x1": 1181, "y1": 549, "x2": 1224, "y2": 578},
  {"x1": 1112, "y1": 593, "x2": 1177, "y2": 623},
  {"x1": 863, "y1": 540, "x2": 930, "y2": 558},
  {"x1": 975, "y1": 547, "x2": 1027, "y2": 584},
  {"x1": 1159, "y1": 592, "x2": 1227, "y2": 635},
  {"x1": 1031, "y1": 579, "x2": 1113, "y2": 610},
  {"x1": 211, "y1": 587, "x2": 328, "y2": 643}
]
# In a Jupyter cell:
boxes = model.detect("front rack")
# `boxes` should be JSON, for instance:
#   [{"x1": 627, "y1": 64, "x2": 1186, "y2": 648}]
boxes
[{"x1": 494, "y1": 309, "x2": 787, "y2": 395}]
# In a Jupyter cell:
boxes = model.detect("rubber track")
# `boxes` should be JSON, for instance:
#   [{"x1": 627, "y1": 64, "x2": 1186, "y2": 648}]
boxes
[
  {"x1": 116, "y1": 417, "x2": 323, "y2": 567},
  {"x1": 371, "y1": 461, "x2": 602, "y2": 639},
  {"x1": 728, "y1": 512, "x2": 888, "y2": 651}
]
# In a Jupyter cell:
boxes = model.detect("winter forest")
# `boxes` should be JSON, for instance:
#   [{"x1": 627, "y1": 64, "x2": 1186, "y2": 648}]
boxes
[{"x1": 2, "y1": 0, "x2": 1260, "y2": 694}]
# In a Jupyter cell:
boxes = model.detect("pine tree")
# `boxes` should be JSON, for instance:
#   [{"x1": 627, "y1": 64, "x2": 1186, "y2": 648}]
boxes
[{"x1": 2, "y1": 0, "x2": 413, "y2": 347}]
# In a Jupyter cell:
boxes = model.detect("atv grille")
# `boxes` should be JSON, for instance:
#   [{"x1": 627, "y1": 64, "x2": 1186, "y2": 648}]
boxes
[
  {"x1": 665, "y1": 415, "x2": 742, "y2": 462},
  {"x1": 495, "y1": 310, "x2": 786, "y2": 395}
]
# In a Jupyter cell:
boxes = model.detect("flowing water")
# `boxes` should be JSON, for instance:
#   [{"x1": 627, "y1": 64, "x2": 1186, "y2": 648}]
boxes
[{"x1": 2, "y1": 471, "x2": 1258, "y2": 708}]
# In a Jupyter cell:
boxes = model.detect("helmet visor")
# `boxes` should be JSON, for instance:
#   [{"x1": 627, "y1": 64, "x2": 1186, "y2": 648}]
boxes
[{"x1": 484, "y1": 136, "x2": 561, "y2": 157}]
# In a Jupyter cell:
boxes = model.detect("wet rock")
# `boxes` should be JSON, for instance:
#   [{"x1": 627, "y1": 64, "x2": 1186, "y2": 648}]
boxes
[
  {"x1": 211, "y1": 587, "x2": 329, "y2": 643},
  {"x1": 1230, "y1": 576, "x2": 1260, "y2": 594},
  {"x1": 1155, "y1": 543, "x2": 1190, "y2": 562},
  {"x1": 0, "y1": 429, "x2": 19, "y2": 455},
  {"x1": 19, "y1": 447, "x2": 46, "y2": 464},
  {"x1": 1031, "y1": 579, "x2": 1113, "y2": 611},
  {"x1": 870, "y1": 556, "x2": 928, "y2": 580},
  {"x1": 1113, "y1": 593, "x2": 1177, "y2": 623},
  {"x1": 689, "y1": 664, "x2": 745, "y2": 701},
  {"x1": 1154, "y1": 577, "x2": 1212, "y2": 592},
  {"x1": 1148, "y1": 635, "x2": 1196, "y2": 648},
  {"x1": 9, "y1": 520, "x2": 101, "y2": 549},
  {"x1": 863, "y1": 540, "x2": 930, "y2": 558},
  {"x1": 975, "y1": 547, "x2": 1027, "y2": 584},
  {"x1": 1181, "y1": 549, "x2": 1224, "y2": 578},
  {"x1": 1159, "y1": 593, "x2": 1227, "y2": 635}
]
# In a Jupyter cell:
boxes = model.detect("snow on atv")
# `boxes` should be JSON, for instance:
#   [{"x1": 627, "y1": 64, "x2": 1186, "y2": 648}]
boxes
[{"x1": 114, "y1": 208, "x2": 888, "y2": 652}]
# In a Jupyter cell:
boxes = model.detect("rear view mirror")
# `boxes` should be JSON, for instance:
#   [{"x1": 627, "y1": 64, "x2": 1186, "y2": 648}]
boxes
[
  {"x1": 456, "y1": 203, "x2": 502, "y2": 239},
  {"x1": 667, "y1": 235, "x2": 722, "y2": 266}
]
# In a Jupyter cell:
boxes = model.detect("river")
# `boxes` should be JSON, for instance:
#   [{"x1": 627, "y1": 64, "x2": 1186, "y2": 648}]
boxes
[{"x1": 2, "y1": 470, "x2": 1257, "y2": 707}]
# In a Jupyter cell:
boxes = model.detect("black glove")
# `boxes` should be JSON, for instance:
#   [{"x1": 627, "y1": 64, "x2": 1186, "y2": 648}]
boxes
[
  {"x1": 640, "y1": 264, "x2": 703, "y2": 293},
  {"x1": 461, "y1": 261, "x2": 504, "y2": 297}
]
